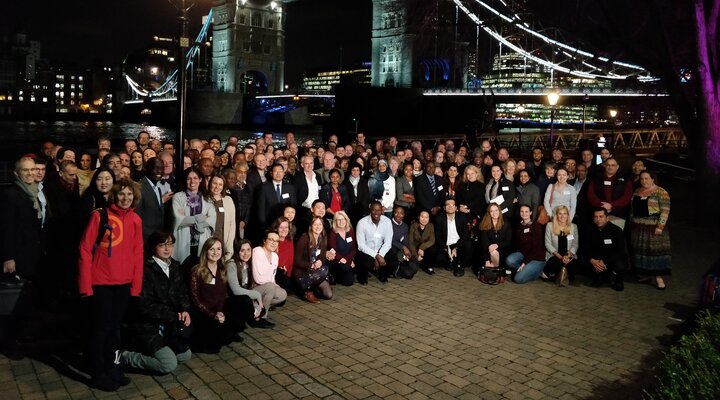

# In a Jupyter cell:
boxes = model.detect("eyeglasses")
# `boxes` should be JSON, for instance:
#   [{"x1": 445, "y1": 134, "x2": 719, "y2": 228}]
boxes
[
  {"x1": 266, "y1": 238, "x2": 279, "y2": 243},
  {"x1": 157, "y1": 242, "x2": 175, "y2": 248}
]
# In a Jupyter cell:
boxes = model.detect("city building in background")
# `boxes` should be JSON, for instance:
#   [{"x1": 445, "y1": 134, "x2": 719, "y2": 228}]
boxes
[{"x1": 302, "y1": 65, "x2": 371, "y2": 92}]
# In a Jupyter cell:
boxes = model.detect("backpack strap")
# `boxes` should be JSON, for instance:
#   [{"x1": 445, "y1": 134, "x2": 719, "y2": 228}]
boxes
[{"x1": 91, "y1": 208, "x2": 113, "y2": 257}]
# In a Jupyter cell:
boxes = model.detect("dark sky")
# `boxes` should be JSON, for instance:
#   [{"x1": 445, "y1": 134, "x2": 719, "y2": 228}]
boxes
[{"x1": 0, "y1": 0, "x2": 371, "y2": 87}]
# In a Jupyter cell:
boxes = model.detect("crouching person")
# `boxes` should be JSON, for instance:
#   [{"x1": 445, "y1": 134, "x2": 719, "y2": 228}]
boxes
[{"x1": 122, "y1": 232, "x2": 192, "y2": 374}]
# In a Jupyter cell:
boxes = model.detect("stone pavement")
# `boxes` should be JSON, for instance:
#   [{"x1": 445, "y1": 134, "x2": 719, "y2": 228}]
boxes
[{"x1": 1, "y1": 179, "x2": 718, "y2": 400}]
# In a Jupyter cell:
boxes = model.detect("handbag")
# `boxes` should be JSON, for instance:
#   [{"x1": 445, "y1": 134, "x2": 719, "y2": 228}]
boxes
[
  {"x1": 536, "y1": 184, "x2": 555, "y2": 225},
  {"x1": 478, "y1": 266, "x2": 506, "y2": 285}
]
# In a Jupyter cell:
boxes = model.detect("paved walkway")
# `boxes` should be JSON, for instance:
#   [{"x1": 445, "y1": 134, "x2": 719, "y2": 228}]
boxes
[{"x1": 1, "y1": 178, "x2": 718, "y2": 400}]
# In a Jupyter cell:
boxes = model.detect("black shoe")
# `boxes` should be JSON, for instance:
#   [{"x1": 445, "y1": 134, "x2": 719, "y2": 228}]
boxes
[
  {"x1": 232, "y1": 333, "x2": 245, "y2": 343},
  {"x1": 251, "y1": 318, "x2": 275, "y2": 329},
  {"x1": 453, "y1": 267, "x2": 465, "y2": 277},
  {"x1": 612, "y1": 280, "x2": 624, "y2": 291},
  {"x1": 91, "y1": 374, "x2": 120, "y2": 392},
  {"x1": 423, "y1": 267, "x2": 435, "y2": 275},
  {"x1": 378, "y1": 273, "x2": 388, "y2": 283},
  {"x1": 590, "y1": 279, "x2": 603, "y2": 288}
]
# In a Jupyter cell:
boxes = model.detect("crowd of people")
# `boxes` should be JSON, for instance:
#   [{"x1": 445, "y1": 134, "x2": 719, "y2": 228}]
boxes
[{"x1": 0, "y1": 130, "x2": 672, "y2": 391}]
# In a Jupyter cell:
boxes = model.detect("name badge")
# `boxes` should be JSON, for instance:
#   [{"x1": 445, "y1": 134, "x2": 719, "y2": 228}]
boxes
[
  {"x1": 210, "y1": 278, "x2": 216, "y2": 285},
  {"x1": 437, "y1": 185, "x2": 444, "y2": 191},
  {"x1": 315, "y1": 249, "x2": 321, "y2": 256},
  {"x1": 563, "y1": 190, "x2": 570, "y2": 195},
  {"x1": 502, "y1": 186, "x2": 509, "y2": 191},
  {"x1": 604, "y1": 181, "x2": 612, "y2": 186},
  {"x1": 346, "y1": 237, "x2": 353, "y2": 243},
  {"x1": 502, "y1": 207, "x2": 509, "y2": 214},
  {"x1": 604, "y1": 239, "x2": 612, "y2": 244},
  {"x1": 567, "y1": 234, "x2": 574, "y2": 241},
  {"x1": 640, "y1": 196, "x2": 647, "y2": 200},
  {"x1": 218, "y1": 207, "x2": 225, "y2": 212},
  {"x1": 282, "y1": 193, "x2": 290, "y2": 199},
  {"x1": 523, "y1": 228, "x2": 530, "y2": 233}
]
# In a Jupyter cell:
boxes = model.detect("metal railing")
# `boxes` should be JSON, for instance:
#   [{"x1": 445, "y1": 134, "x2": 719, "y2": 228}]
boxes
[{"x1": 482, "y1": 127, "x2": 687, "y2": 152}]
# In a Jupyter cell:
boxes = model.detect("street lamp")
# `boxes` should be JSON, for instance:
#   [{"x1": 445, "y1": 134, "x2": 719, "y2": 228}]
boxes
[
  {"x1": 516, "y1": 105, "x2": 525, "y2": 154},
  {"x1": 609, "y1": 108, "x2": 618, "y2": 138},
  {"x1": 582, "y1": 94, "x2": 589, "y2": 138},
  {"x1": 169, "y1": 0, "x2": 195, "y2": 186},
  {"x1": 547, "y1": 90, "x2": 560, "y2": 148}
]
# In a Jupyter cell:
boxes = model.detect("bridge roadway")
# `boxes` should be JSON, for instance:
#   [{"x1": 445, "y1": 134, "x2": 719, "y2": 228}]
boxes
[{"x1": 1, "y1": 174, "x2": 715, "y2": 399}]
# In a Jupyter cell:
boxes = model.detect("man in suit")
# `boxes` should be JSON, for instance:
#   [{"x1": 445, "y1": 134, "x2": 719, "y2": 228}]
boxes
[
  {"x1": 414, "y1": 161, "x2": 447, "y2": 216},
  {"x1": 256, "y1": 163, "x2": 297, "y2": 232},
  {"x1": 246, "y1": 153, "x2": 269, "y2": 194},
  {"x1": 426, "y1": 198, "x2": 472, "y2": 276},
  {"x1": 135, "y1": 158, "x2": 171, "y2": 245}
]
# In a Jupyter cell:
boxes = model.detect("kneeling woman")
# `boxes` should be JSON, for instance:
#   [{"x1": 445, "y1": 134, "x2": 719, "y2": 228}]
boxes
[
  {"x1": 544, "y1": 205, "x2": 579, "y2": 286},
  {"x1": 122, "y1": 232, "x2": 192, "y2": 375},
  {"x1": 189, "y1": 238, "x2": 249, "y2": 353},
  {"x1": 506, "y1": 205, "x2": 545, "y2": 283},
  {"x1": 479, "y1": 203, "x2": 513, "y2": 270},
  {"x1": 294, "y1": 217, "x2": 336, "y2": 303}
]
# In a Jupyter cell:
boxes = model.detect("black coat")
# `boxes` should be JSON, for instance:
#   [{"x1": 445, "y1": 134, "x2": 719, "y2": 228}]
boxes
[
  {"x1": 479, "y1": 219, "x2": 513, "y2": 264},
  {"x1": 293, "y1": 170, "x2": 321, "y2": 208},
  {"x1": 246, "y1": 168, "x2": 268, "y2": 195},
  {"x1": 135, "y1": 177, "x2": 165, "y2": 244},
  {"x1": 414, "y1": 174, "x2": 448, "y2": 213},
  {"x1": 456, "y1": 180, "x2": 486, "y2": 217},
  {"x1": 319, "y1": 183, "x2": 350, "y2": 214},
  {"x1": 127, "y1": 257, "x2": 191, "y2": 355},
  {"x1": 0, "y1": 184, "x2": 43, "y2": 279},
  {"x1": 434, "y1": 212, "x2": 470, "y2": 247},
  {"x1": 344, "y1": 176, "x2": 370, "y2": 224}
]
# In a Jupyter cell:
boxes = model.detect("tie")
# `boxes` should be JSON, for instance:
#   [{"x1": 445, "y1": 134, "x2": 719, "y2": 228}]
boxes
[
  {"x1": 429, "y1": 176, "x2": 436, "y2": 196},
  {"x1": 276, "y1": 184, "x2": 282, "y2": 202},
  {"x1": 156, "y1": 187, "x2": 163, "y2": 207}
]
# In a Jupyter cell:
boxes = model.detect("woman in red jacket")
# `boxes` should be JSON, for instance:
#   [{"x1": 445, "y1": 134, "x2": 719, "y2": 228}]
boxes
[{"x1": 78, "y1": 178, "x2": 144, "y2": 392}]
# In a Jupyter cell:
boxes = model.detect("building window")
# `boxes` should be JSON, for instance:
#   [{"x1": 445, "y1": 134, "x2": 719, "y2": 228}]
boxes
[
  {"x1": 238, "y1": 13, "x2": 246, "y2": 25},
  {"x1": 251, "y1": 12, "x2": 261, "y2": 27},
  {"x1": 263, "y1": 44, "x2": 271, "y2": 55},
  {"x1": 267, "y1": 18, "x2": 275, "y2": 29},
  {"x1": 242, "y1": 42, "x2": 251, "y2": 52}
]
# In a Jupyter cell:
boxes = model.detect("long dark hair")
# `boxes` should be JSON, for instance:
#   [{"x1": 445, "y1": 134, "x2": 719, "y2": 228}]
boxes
[{"x1": 83, "y1": 166, "x2": 116, "y2": 209}]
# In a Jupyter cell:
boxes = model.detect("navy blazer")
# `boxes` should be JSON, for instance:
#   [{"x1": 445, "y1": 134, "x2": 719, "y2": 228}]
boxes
[
  {"x1": 255, "y1": 180, "x2": 297, "y2": 228},
  {"x1": 414, "y1": 174, "x2": 448, "y2": 213},
  {"x1": 135, "y1": 177, "x2": 165, "y2": 244}
]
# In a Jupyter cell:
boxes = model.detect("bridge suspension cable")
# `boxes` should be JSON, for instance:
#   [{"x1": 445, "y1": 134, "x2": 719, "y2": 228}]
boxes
[
  {"x1": 451, "y1": 0, "x2": 658, "y2": 81},
  {"x1": 124, "y1": 8, "x2": 214, "y2": 99}
]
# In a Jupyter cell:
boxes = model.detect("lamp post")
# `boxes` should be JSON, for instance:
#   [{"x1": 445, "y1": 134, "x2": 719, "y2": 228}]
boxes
[
  {"x1": 582, "y1": 94, "x2": 589, "y2": 138},
  {"x1": 609, "y1": 108, "x2": 618, "y2": 139},
  {"x1": 547, "y1": 91, "x2": 560, "y2": 148},
  {"x1": 516, "y1": 105, "x2": 525, "y2": 155},
  {"x1": 171, "y1": 0, "x2": 195, "y2": 186}
]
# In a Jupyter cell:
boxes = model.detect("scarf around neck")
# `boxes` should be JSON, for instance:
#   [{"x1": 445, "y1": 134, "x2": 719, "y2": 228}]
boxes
[{"x1": 15, "y1": 178, "x2": 41, "y2": 221}]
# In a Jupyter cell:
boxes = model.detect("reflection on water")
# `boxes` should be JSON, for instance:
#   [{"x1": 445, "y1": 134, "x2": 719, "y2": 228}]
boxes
[{"x1": 0, "y1": 120, "x2": 321, "y2": 161}]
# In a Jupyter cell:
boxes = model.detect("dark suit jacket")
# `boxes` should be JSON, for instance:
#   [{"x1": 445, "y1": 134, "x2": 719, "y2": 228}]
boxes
[
  {"x1": 135, "y1": 177, "x2": 165, "y2": 244},
  {"x1": 256, "y1": 180, "x2": 297, "y2": 228},
  {"x1": 414, "y1": 174, "x2": 448, "y2": 213},
  {"x1": 246, "y1": 168, "x2": 268, "y2": 195},
  {"x1": 433, "y1": 212, "x2": 470, "y2": 248},
  {"x1": 293, "y1": 170, "x2": 321, "y2": 208}
]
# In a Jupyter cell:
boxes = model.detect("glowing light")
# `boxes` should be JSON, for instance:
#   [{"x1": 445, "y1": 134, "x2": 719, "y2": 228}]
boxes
[
  {"x1": 547, "y1": 91, "x2": 560, "y2": 106},
  {"x1": 609, "y1": 109, "x2": 618, "y2": 118}
]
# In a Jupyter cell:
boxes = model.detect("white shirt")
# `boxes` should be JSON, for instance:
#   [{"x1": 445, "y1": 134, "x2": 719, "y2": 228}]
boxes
[
  {"x1": 152, "y1": 256, "x2": 171, "y2": 278},
  {"x1": 302, "y1": 172, "x2": 320, "y2": 208},
  {"x1": 446, "y1": 215, "x2": 460, "y2": 246},
  {"x1": 356, "y1": 215, "x2": 393, "y2": 257}
]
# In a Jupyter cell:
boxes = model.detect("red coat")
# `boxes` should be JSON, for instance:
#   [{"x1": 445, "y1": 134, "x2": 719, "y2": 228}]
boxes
[{"x1": 78, "y1": 204, "x2": 144, "y2": 296}]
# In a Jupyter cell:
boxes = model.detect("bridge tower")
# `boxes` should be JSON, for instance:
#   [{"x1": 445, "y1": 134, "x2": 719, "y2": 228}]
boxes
[
  {"x1": 211, "y1": 0, "x2": 285, "y2": 94},
  {"x1": 370, "y1": 0, "x2": 415, "y2": 88},
  {"x1": 371, "y1": 0, "x2": 468, "y2": 89}
]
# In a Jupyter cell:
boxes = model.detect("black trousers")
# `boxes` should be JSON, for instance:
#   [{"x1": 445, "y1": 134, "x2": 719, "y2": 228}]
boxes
[
  {"x1": 544, "y1": 257, "x2": 580, "y2": 280},
  {"x1": 330, "y1": 262, "x2": 355, "y2": 286},
  {"x1": 425, "y1": 239, "x2": 473, "y2": 270},
  {"x1": 191, "y1": 295, "x2": 249, "y2": 352},
  {"x1": 88, "y1": 284, "x2": 130, "y2": 379},
  {"x1": 355, "y1": 252, "x2": 390, "y2": 284},
  {"x1": 585, "y1": 258, "x2": 628, "y2": 282}
]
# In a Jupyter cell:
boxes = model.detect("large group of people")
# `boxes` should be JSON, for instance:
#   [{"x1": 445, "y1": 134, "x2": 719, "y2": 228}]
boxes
[{"x1": 0, "y1": 130, "x2": 673, "y2": 391}]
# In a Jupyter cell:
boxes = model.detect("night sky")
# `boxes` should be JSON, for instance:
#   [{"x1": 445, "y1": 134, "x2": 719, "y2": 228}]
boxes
[{"x1": 0, "y1": 0, "x2": 371, "y2": 87}]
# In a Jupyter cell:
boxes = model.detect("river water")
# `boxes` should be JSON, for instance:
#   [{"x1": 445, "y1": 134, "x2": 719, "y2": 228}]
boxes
[{"x1": 0, "y1": 120, "x2": 321, "y2": 163}]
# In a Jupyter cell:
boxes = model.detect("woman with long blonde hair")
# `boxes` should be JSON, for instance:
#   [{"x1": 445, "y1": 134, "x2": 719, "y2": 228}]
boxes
[{"x1": 543, "y1": 205, "x2": 579, "y2": 286}]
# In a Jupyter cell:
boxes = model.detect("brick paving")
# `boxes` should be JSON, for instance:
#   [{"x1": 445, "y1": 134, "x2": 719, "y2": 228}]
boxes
[{"x1": 1, "y1": 179, "x2": 717, "y2": 400}]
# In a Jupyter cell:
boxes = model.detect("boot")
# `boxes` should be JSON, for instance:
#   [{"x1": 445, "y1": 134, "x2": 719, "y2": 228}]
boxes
[{"x1": 304, "y1": 291, "x2": 320, "y2": 304}]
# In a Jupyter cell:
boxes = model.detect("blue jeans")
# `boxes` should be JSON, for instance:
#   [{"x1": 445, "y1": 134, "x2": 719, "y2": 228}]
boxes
[{"x1": 506, "y1": 252, "x2": 545, "y2": 284}]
